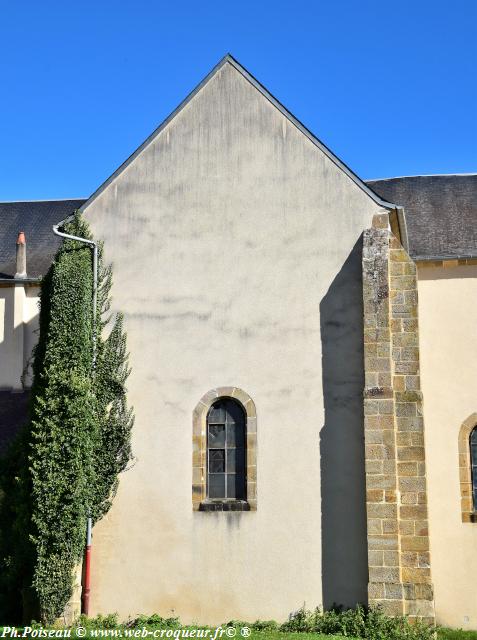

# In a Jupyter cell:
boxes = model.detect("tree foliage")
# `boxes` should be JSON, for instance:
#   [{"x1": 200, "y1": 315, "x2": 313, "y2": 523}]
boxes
[{"x1": 0, "y1": 213, "x2": 133, "y2": 623}]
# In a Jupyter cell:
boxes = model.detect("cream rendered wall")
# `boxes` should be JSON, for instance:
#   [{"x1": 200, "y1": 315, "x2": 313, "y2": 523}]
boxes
[
  {"x1": 83, "y1": 61, "x2": 386, "y2": 622},
  {"x1": 418, "y1": 265, "x2": 477, "y2": 629},
  {"x1": 0, "y1": 286, "x2": 17, "y2": 388},
  {"x1": 0, "y1": 284, "x2": 39, "y2": 390},
  {"x1": 22, "y1": 286, "x2": 40, "y2": 386}
]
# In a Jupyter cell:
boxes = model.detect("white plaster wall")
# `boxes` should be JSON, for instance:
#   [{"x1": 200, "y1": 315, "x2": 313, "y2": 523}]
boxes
[
  {"x1": 83, "y1": 61, "x2": 384, "y2": 622},
  {"x1": 418, "y1": 265, "x2": 477, "y2": 629}
]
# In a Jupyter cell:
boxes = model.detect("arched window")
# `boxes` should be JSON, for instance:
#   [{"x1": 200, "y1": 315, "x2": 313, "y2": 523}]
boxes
[
  {"x1": 207, "y1": 398, "x2": 246, "y2": 500},
  {"x1": 471, "y1": 427, "x2": 477, "y2": 512},
  {"x1": 192, "y1": 387, "x2": 257, "y2": 511}
]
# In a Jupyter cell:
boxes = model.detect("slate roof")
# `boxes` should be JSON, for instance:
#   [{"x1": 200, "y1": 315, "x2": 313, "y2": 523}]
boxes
[
  {"x1": 0, "y1": 199, "x2": 86, "y2": 279},
  {"x1": 367, "y1": 175, "x2": 477, "y2": 260}
]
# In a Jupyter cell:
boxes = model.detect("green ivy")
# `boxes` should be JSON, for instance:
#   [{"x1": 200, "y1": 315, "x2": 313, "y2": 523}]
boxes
[{"x1": 0, "y1": 212, "x2": 133, "y2": 624}]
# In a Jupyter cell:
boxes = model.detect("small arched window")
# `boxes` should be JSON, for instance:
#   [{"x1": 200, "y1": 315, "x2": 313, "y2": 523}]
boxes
[
  {"x1": 192, "y1": 387, "x2": 257, "y2": 512},
  {"x1": 471, "y1": 428, "x2": 477, "y2": 512},
  {"x1": 207, "y1": 398, "x2": 246, "y2": 500}
]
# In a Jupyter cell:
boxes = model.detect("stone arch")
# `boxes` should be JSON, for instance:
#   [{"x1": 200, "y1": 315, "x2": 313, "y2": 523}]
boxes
[
  {"x1": 192, "y1": 387, "x2": 257, "y2": 511},
  {"x1": 458, "y1": 412, "x2": 477, "y2": 522}
]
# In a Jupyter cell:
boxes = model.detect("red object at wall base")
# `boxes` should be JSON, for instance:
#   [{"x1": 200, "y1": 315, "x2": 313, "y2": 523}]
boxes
[
  {"x1": 82, "y1": 517, "x2": 93, "y2": 616},
  {"x1": 82, "y1": 544, "x2": 92, "y2": 615}
]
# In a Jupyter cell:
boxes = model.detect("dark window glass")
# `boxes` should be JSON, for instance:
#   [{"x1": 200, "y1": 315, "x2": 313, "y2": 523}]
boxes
[
  {"x1": 227, "y1": 422, "x2": 245, "y2": 447},
  {"x1": 208, "y1": 404, "x2": 226, "y2": 423},
  {"x1": 209, "y1": 474, "x2": 226, "y2": 498},
  {"x1": 209, "y1": 449, "x2": 225, "y2": 473},
  {"x1": 226, "y1": 448, "x2": 245, "y2": 472},
  {"x1": 227, "y1": 473, "x2": 245, "y2": 499},
  {"x1": 226, "y1": 401, "x2": 244, "y2": 424},
  {"x1": 208, "y1": 424, "x2": 225, "y2": 447},
  {"x1": 206, "y1": 399, "x2": 246, "y2": 500},
  {"x1": 471, "y1": 428, "x2": 477, "y2": 511}
]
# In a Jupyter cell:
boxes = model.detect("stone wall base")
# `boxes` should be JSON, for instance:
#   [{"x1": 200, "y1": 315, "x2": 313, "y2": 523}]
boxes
[{"x1": 368, "y1": 581, "x2": 435, "y2": 622}]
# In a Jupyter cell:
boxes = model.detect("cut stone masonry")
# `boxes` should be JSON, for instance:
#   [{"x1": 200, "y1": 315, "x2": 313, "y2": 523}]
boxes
[{"x1": 362, "y1": 218, "x2": 435, "y2": 623}]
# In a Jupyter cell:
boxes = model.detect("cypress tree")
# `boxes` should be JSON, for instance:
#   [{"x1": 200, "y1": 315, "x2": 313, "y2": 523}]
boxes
[{"x1": 0, "y1": 212, "x2": 133, "y2": 623}]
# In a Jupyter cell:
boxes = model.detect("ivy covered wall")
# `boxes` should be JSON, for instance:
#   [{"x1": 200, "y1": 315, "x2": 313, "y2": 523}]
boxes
[{"x1": 0, "y1": 213, "x2": 134, "y2": 624}]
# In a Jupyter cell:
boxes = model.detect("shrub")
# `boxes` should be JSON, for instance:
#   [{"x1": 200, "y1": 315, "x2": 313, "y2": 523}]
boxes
[
  {"x1": 131, "y1": 615, "x2": 181, "y2": 628},
  {"x1": 72, "y1": 613, "x2": 123, "y2": 631},
  {"x1": 250, "y1": 620, "x2": 279, "y2": 631},
  {"x1": 280, "y1": 605, "x2": 436, "y2": 640},
  {"x1": 225, "y1": 620, "x2": 279, "y2": 631}
]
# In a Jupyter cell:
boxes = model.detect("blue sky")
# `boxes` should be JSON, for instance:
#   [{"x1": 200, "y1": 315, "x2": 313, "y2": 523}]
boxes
[{"x1": 0, "y1": 0, "x2": 475, "y2": 200}]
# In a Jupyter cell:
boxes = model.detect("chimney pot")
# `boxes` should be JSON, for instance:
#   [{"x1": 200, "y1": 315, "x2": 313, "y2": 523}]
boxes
[{"x1": 15, "y1": 231, "x2": 27, "y2": 279}]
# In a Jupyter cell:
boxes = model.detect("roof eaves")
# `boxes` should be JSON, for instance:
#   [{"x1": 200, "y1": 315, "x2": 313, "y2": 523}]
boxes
[
  {"x1": 0, "y1": 277, "x2": 42, "y2": 284},
  {"x1": 413, "y1": 253, "x2": 477, "y2": 262},
  {"x1": 0, "y1": 198, "x2": 87, "y2": 205},
  {"x1": 366, "y1": 173, "x2": 477, "y2": 182}
]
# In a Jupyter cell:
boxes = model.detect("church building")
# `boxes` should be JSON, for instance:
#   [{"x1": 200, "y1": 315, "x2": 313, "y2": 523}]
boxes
[{"x1": 1, "y1": 55, "x2": 477, "y2": 629}]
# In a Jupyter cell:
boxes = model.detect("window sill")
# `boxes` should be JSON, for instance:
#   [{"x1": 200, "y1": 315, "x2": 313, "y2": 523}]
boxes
[
  {"x1": 199, "y1": 500, "x2": 250, "y2": 512},
  {"x1": 462, "y1": 512, "x2": 477, "y2": 523}
]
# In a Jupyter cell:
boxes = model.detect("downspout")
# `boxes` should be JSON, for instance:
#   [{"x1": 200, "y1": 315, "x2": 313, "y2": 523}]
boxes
[
  {"x1": 82, "y1": 516, "x2": 92, "y2": 615},
  {"x1": 395, "y1": 206, "x2": 409, "y2": 254},
  {"x1": 52, "y1": 221, "x2": 97, "y2": 616}
]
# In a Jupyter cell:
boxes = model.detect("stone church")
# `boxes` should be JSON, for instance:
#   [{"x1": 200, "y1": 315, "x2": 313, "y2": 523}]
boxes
[{"x1": 1, "y1": 55, "x2": 477, "y2": 629}]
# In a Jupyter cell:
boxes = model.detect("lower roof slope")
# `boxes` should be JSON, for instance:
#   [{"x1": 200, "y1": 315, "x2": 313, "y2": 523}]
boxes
[
  {"x1": 367, "y1": 175, "x2": 477, "y2": 260},
  {"x1": 0, "y1": 199, "x2": 85, "y2": 279}
]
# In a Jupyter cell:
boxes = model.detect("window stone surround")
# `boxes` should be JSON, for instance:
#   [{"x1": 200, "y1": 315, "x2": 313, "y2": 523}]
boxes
[
  {"x1": 192, "y1": 387, "x2": 257, "y2": 511},
  {"x1": 458, "y1": 413, "x2": 477, "y2": 523}
]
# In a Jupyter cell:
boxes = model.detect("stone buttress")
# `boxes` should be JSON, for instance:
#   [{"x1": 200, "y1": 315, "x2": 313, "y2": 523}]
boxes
[{"x1": 362, "y1": 217, "x2": 435, "y2": 623}]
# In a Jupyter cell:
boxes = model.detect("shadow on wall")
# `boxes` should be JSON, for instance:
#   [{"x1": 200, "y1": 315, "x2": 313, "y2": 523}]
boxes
[{"x1": 320, "y1": 235, "x2": 368, "y2": 610}]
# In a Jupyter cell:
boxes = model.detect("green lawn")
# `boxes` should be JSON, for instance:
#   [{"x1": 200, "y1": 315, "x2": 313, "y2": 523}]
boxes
[
  {"x1": 239, "y1": 634, "x2": 354, "y2": 640},
  {"x1": 2, "y1": 621, "x2": 477, "y2": 640},
  {"x1": 438, "y1": 630, "x2": 477, "y2": 640}
]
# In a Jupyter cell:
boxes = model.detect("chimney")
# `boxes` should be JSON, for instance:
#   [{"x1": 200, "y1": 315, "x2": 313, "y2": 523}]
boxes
[{"x1": 15, "y1": 231, "x2": 27, "y2": 279}]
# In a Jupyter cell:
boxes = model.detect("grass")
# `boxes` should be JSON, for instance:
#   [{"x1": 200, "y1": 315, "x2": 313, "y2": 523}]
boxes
[
  {"x1": 242, "y1": 633, "x2": 477, "y2": 640},
  {"x1": 438, "y1": 630, "x2": 477, "y2": 640},
  {"x1": 39, "y1": 627, "x2": 477, "y2": 640},
  {"x1": 2, "y1": 627, "x2": 477, "y2": 640},
  {"x1": 234, "y1": 634, "x2": 353, "y2": 640},
  {"x1": 2, "y1": 613, "x2": 477, "y2": 640}
]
